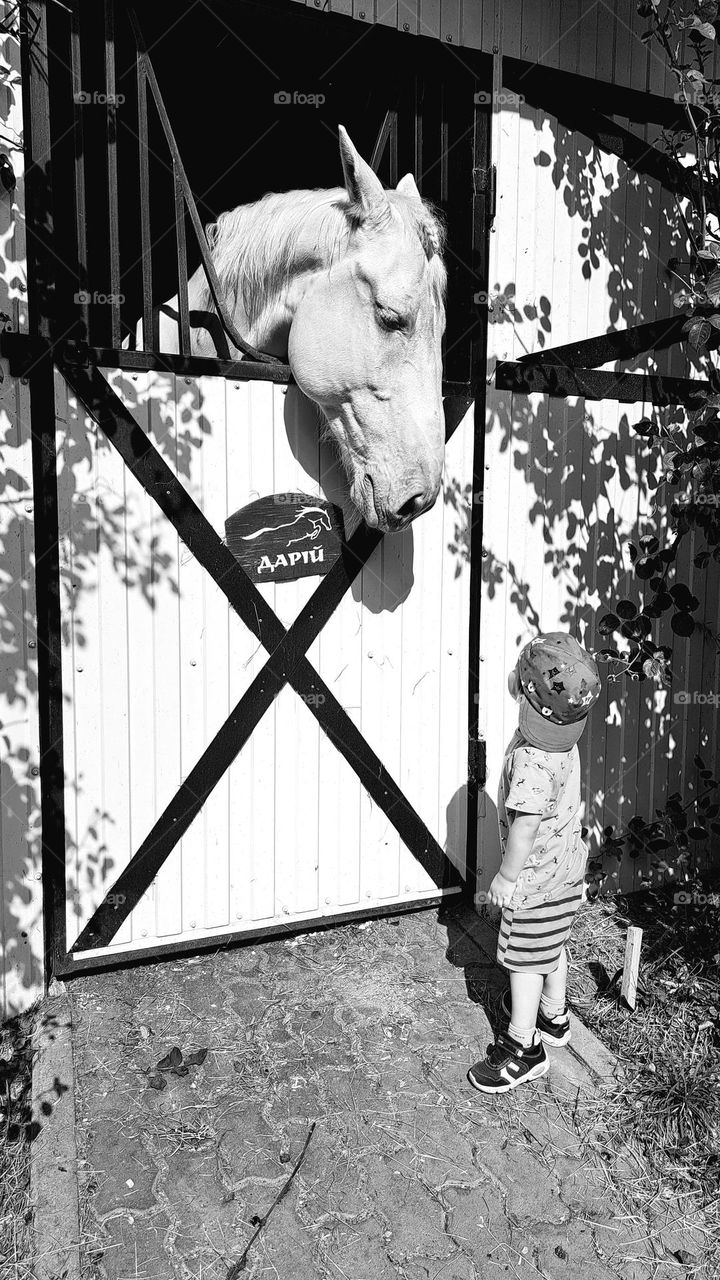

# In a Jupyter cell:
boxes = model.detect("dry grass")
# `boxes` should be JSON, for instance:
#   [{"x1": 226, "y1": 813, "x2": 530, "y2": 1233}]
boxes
[
  {"x1": 565, "y1": 888, "x2": 720, "y2": 1276},
  {"x1": 0, "y1": 1004, "x2": 38, "y2": 1280}
]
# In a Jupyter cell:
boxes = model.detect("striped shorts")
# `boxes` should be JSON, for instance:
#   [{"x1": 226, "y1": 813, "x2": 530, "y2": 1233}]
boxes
[{"x1": 497, "y1": 880, "x2": 585, "y2": 975}]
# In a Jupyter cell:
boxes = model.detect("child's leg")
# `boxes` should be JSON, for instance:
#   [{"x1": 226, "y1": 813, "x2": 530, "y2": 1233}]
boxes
[
  {"x1": 508, "y1": 970, "x2": 543, "y2": 1046},
  {"x1": 540, "y1": 946, "x2": 568, "y2": 1021}
]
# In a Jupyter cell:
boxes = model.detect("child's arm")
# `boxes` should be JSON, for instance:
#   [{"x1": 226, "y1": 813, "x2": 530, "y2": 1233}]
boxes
[{"x1": 487, "y1": 810, "x2": 542, "y2": 907}]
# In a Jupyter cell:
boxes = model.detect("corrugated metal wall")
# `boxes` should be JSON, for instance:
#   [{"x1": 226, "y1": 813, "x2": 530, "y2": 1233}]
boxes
[
  {"x1": 301, "y1": 0, "x2": 719, "y2": 896},
  {"x1": 0, "y1": 8, "x2": 43, "y2": 1017},
  {"x1": 60, "y1": 374, "x2": 474, "y2": 960},
  {"x1": 478, "y1": 5, "x2": 718, "y2": 896}
]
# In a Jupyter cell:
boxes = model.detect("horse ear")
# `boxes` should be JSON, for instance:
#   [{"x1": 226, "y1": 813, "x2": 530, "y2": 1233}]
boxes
[
  {"x1": 338, "y1": 124, "x2": 390, "y2": 222},
  {"x1": 396, "y1": 172, "x2": 421, "y2": 201}
]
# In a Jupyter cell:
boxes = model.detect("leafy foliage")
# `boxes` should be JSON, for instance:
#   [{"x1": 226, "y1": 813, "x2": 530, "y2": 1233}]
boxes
[{"x1": 591, "y1": 3, "x2": 720, "y2": 883}]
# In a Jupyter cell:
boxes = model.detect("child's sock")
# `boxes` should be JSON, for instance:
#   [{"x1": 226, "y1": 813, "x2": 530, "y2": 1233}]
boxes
[
  {"x1": 540, "y1": 994, "x2": 567, "y2": 1023},
  {"x1": 508, "y1": 1021, "x2": 540, "y2": 1049}
]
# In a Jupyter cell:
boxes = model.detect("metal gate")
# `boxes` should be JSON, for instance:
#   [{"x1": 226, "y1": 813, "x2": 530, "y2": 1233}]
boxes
[{"x1": 12, "y1": 0, "x2": 493, "y2": 977}]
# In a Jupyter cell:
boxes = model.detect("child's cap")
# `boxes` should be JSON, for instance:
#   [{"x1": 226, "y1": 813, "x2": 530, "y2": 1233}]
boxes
[{"x1": 516, "y1": 631, "x2": 601, "y2": 752}]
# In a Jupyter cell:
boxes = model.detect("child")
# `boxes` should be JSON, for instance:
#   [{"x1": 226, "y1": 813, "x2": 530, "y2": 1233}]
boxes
[{"x1": 468, "y1": 631, "x2": 601, "y2": 1094}]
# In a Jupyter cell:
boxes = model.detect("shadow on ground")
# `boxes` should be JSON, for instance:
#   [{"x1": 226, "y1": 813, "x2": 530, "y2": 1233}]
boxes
[{"x1": 69, "y1": 903, "x2": 699, "y2": 1280}]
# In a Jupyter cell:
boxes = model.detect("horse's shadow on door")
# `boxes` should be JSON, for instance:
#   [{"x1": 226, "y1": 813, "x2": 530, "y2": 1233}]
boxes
[{"x1": 283, "y1": 386, "x2": 416, "y2": 613}]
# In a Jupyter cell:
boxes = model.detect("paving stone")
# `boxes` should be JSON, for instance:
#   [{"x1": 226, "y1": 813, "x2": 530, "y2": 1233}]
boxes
[
  {"x1": 529, "y1": 1219, "x2": 618, "y2": 1279},
  {"x1": 70, "y1": 905, "x2": 694, "y2": 1280},
  {"x1": 365, "y1": 1154, "x2": 455, "y2": 1262},
  {"x1": 591, "y1": 1216, "x2": 660, "y2": 1279},
  {"x1": 472, "y1": 1140, "x2": 570, "y2": 1228},
  {"x1": 87, "y1": 1121, "x2": 158, "y2": 1216},
  {"x1": 99, "y1": 1212, "x2": 175, "y2": 1280},
  {"x1": 441, "y1": 1181, "x2": 509, "y2": 1252},
  {"x1": 317, "y1": 1213, "x2": 399, "y2": 1280}
]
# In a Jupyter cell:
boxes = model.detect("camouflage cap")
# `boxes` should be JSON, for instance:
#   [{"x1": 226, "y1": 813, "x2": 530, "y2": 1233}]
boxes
[{"x1": 516, "y1": 632, "x2": 601, "y2": 752}]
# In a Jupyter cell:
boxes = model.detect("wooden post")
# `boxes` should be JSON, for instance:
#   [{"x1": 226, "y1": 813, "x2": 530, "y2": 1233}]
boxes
[{"x1": 621, "y1": 926, "x2": 643, "y2": 1010}]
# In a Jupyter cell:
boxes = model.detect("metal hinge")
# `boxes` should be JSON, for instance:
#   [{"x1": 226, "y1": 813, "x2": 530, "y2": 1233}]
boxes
[
  {"x1": 473, "y1": 164, "x2": 497, "y2": 225},
  {"x1": 468, "y1": 737, "x2": 487, "y2": 790}
]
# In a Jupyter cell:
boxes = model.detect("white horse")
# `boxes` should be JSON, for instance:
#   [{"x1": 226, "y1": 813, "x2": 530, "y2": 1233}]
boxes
[{"x1": 151, "y1": 126, "x2": 447, "y2": 533}]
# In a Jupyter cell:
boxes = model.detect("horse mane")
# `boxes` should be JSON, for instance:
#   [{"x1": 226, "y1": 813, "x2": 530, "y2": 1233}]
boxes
[{"x1": 201, "y1": 186, "x2": 447, "y2": 326}]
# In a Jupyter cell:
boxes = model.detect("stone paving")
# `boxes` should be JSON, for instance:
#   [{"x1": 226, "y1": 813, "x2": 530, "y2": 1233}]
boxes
[{"x1": 68, "y1": 904, "x2": 696, "y2": 1279}]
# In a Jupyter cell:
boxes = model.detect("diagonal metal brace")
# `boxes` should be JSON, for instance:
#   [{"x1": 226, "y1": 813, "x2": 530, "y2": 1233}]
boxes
[{"x1": 63, "y1": 364, "x2": 457, "y2": 952}]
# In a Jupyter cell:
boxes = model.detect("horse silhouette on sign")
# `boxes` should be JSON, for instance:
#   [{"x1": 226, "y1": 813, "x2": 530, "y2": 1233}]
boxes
[{"x1": 239, "y1": 505, "x2": 333, "y2": 547}]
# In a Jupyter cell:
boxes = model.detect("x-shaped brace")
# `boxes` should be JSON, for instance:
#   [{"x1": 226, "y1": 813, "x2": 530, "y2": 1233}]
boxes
[{"x1": 63, "y1": 364, "x2": 459, "y2": 952}]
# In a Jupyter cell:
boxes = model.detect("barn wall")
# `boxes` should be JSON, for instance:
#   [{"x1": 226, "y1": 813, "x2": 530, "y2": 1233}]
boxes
[
  {"x1": 0, "y1": 7, "x2": 43, "y2": 1018},
  {"x1": 309, "y1": 0, "x2": 718, "y2": 896},
  {"x1": 60, "y1": 374, "x2": 474, "y2": 962},
  {"x1": 5, "y1": 0, "x2": 713, "y2": 1011},
  {"x1": 479, "y1": 9, "x2": 716, "y2": 898},
  {"x1": 289, "y1": 0, "x2": 712, "y2": 94}
]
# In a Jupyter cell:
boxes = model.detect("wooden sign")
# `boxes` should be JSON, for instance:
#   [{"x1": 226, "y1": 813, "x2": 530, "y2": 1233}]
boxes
[{"x1": 225, "y1": 493, "x2": 345, "y2": 584}]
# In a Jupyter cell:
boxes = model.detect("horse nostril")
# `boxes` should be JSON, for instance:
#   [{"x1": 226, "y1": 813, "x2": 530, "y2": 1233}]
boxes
[{"x1": 397, "y1": 494, "x2": 426, "y2": 522}]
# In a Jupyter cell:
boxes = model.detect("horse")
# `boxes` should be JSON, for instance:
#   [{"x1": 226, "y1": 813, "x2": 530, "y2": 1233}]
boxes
[{"x1": 146, "y1": 126, "x2": 447, "y2": 533}]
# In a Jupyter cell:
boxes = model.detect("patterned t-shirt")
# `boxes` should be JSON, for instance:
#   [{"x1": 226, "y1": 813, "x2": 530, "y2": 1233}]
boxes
[{"x1": 497, "y1": 729, "x2": 587, "y2": 910}]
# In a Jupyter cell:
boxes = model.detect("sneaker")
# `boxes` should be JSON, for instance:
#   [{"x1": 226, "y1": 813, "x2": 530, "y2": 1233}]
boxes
[
  {"x1": 500, "y1": 988, "x2": 572, "y2": 1048},
  {"x1": 467, "y1": 1032, "x2": 549, "y2": 1094}
]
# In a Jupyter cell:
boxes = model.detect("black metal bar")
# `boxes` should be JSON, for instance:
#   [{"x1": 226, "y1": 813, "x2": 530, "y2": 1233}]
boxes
[
  {"x1": 465, "y1": 87, "x2": 492, "y2": 900},
  {"x1": 502, "y1": 55, "x2": 690, "y2": 129},
  {"x1": 63, "y1": 366, "x2": 455, "y2": 950},
  {"x1": 104, "y1": 0, "x2": 121, "y2": 346},
  {"x1": 495, "y1": 360, "x2": 711, "y2": 406},
  {"x1": 127, "y1": 6, "x2": 282, "y2": 364},
  {"x1": 28, "y1": 357, "x2": 67, "y2": 985},
  {"x1": 0, "y1": 332, "x2": 292, "y2": 382},
  {"x1": 20, "y1": 0, "x2": 67, "y2": 985},
  {"x1": 1, "y1": 332, "x2": 470, "y2": 396},
  {"x1": 174, "y1": 167, "x2": 190, "y2": 356},
  {"x1": 503, "y1": 58, "x2": 692, "y2": 199},
  {"x1": 70, "y1": 1, "x2": 88, "y2": 337},
  {"x1": 370, "y1": 109, "x2": 395, "y2": 174},
  {"x1": 413, "y1": 74, "x2": 422, "y2": 194},
  {"x1": 57, "y1": 893, "x2": 461, "y2": 975},
  {"x1": 19, "y1": 0, "x2": 55, "y2": 341},
  {"x1": 517, "y1": 316, "x2": 689, "y2": 371},
  {"x1": 136, "y1": 60, "x2": 155, "y2": 352},
  {"x1": 440, "y1": 87, "x2": 449, "y2": 204}
]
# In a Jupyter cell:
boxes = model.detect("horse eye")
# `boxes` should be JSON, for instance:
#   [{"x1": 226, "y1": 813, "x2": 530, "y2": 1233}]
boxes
[{"x1": 376, "y1": 306, "x2": 406, "y2": 332}]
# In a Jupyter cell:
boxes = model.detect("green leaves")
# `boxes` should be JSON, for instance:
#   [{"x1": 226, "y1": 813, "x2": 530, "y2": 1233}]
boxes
[
  {"x1": 686, "y1": 319, "x2": 712, "y2": 350},
  {"x1": 679, "y1": 12, "x2": 717, "y2": 38},
  {"x1": 706, "y1": 267, "x2": 720, "y2": 304},
  {"x1": 599, "y1": 612, "x2": 619, "y2": 635}
]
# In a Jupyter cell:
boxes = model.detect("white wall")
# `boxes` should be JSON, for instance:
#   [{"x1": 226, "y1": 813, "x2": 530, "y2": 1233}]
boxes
[
  {"x1": 0, "y1": 6, "x2": 43, "y2": 1016},
  {"x1": 60, "y1": 372, "x2": 475, "y2": 962}
]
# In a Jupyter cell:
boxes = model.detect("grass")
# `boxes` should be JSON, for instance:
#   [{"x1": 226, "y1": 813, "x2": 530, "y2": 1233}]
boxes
[
  {"x1": 566, "y1": 884, "x2": 720, "y2": 1271},
  {"x1": 0, "y1": 1004, "x2": 37, "y2": 1280}
]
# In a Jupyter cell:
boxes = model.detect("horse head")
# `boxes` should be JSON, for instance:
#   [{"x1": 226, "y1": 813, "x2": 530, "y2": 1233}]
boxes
[
  {"x1": 286, "y1": 128, "x2": 447, "y2": 532},
  {"x1": 179, "y1": 128, "x2": 447, "y2": 533}
]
